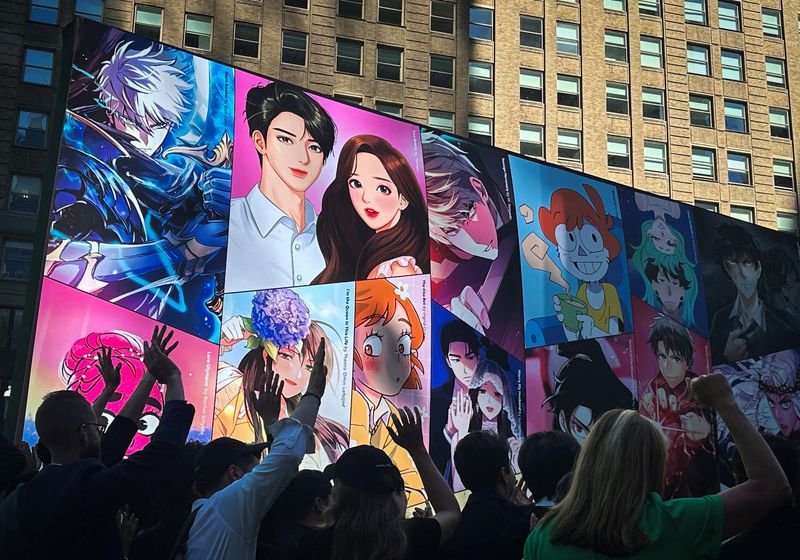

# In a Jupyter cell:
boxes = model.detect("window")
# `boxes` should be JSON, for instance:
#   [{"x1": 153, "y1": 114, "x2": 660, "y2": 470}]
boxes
[
  {"x1": 469, "y1": 8, "x2": 493, "y2": 41},
  {"x1": 9, "y1": 175, "x2": 41, "y2": 214},
  {"x1": 520, "y1": 124, "x2": 544, "y2": 158},
  {"x1": 607, "y1": 136, "x2": 631, "y2": 169},
  {"x1": 430, "y1": 55, "x2": 454, "y2": 89},
  {"x1": 765, "y1": 58, "x2": 786, "y2": 87},
  {"x1": 134, "y1": 5, "x2": 163, "y2": 41},
  {"x1": 556, "y1": 22, "x2": 580, "y2": 54},
  {"x1": 719, "y1": 2, "x2": 740, "y2": 31},
  {"x1": 377, "y1": 45, "x2": 403, "y2": 81},
  {"x1": 469, "y1": 61, "x2": 493, "y2": 95},
  {"x1": 695, "y1": 201, "x2": 719, "y2": 212},
  {"x1": 642, "y1": 88, "x2": 665, "y2": 120},
  {"x1": 520, "y1": 69, "x2": 543, "y2": 102},
  {"x1": 606, "y1": 83, "x2": 629, "y2": 114},
  {"x1": 639, "y1": 0, "x2": 661, "y2": 17},
  {"x1": 235, "y1": 23, "x2": 261, "y2": 58},
  {"x1": 558, "y1": 129, "x2": 582, "y2": 161},
  {"x1": 721, "y1": 50, "x2": 744, "y2": 81},
  {"x1": 0, "y1": 307, "x2": 24, "y2": 350},
  {"x1": 185, "y1": 14, "x2": 212, "y2": 51},
  {"x1": 334, "y1": 93, "x2": 363, "y2": 106},
  {"x1": 338, "y1": 0, "x2": 363, "y2": 19},
  {"x1": 727, "y1": 152, "x2": 751, "y2": 185},
  {"x1": 685, "y1": 0, "x2": 707, "y2": 25},
  {"x1": 763, "y1": 9, "x2": 782, "y2": 38},
  {"x1": 431, "y1": 1, "x2": 454, "y2": 34},
  {"x1": 692, "y1": 147, "x2": 716, "y2": 179},
  {"x1": 774, "y1": 160, "x2": 795, "y2": 189},
  {"x1": 336, "y1": 39, "x2": 363, "y2": 75},
  {"x1": 605, "y1": 30, "x2": 628, "y2": 62},
  {"x1": 605, "y1": 0, "x2": 626, "y2": 11},
  {"x1": 15, "y1": 110, "x2": 47, "y2": 149},
  {"x1": 22, "y1": 48, "x2": 53, "y2": 85},
  {"x1": 1, "y1": 241, "x2": 33, "y2": 280},
  {"x1": 468, "y1": 116, "x2": 493, "y2": 145},
  {"x1": 687, "y1": 44, "x2": 710, "y2": 75},
  {"x1": 723, "y1": 100, "x2": 748, "y2": 132},
  {"x1": 379, "y1": 0, "x2": 403, "y2": 26},
  {"x1": 375, "y1": 101, "x2": 403, "y2": 118},
  {"x1": 521, "y1": 16, "x2": 543, "y2": 48},
  {"x1": 281, "y1": 30, "x2": 307, "y2": 66},
  {"x1": 640, "y1": 36, "x2": 663, "y2": 69},
  {"x1": 285, "y1": 0, "x2": 308, "y2": 7},
  {"x1": 557, "y1": 75, "x2": 581, "y2": 108},
  {"x1": 644, "y1": 141, "x2": 668, "y2": 173},
  {"x1": 689, "y1": 95, "x2": 713, "y2": 127},
  {"x1": 30, "y1": 0, "x2": 58, "y2": 24},
  {"x1": 769, "y1": 108, "x2": 790, "y2": 139},
  {"x1": 730, "y1": 206, "x2": 754, "y2": 223},
  {"x1": 75, "y1": 0, "x2": 103, "y2": 21},
  {"x1": 777, "y1": 212, "x2": 797, "y2": 234},
  {"x1": 429, "y1": 110, "x2": 454, "y2": 133}
]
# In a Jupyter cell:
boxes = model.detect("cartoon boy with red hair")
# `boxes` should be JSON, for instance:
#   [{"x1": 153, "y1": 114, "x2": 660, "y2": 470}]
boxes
[{"x1": 538, "y1": 184, "x2": 623, "y2": 341}]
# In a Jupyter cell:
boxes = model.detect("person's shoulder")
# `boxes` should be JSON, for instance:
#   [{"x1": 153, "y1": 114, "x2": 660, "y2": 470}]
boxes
[{"x1": 403, "y1": 517, "x2": 441, "y2": 550}]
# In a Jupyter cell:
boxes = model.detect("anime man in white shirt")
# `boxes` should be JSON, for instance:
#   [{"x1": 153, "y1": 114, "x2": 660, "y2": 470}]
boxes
[{"x1": 227, "y1": 82, "x2": 336, "y2": 291}]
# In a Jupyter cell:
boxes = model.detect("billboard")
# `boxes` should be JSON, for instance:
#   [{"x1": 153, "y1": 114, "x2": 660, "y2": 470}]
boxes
[{"x1": 18, "y1": 18, "x2": 800, "y2": 500}]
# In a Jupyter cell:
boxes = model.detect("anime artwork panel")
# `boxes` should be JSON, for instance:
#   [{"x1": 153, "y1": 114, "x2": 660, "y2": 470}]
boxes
[
  {"x1": 632, "y1": 297, "x2": 717, "y2": 499},
  {"x1": 619, "y1": 189, "x2": 709, "y2": 339},
  {"x1": 693, "y1": 208, "x2": 800, "y2": 365},
  {"x1": 422, "y1": 130, "x2": 524, "y2": 360},
  {"x1": 226, "y1": 70, "x2": 428, "y2": 293},
  {"x1": 713, "y1": 349, "x2": 800, "y2": 486},
  {"x1": 351, "y1": 275, "x2": 431, "y2": 506},
  {"x1": 47, "y1": 19, "x2": 234, "y2": 343},
  {"x1": 429, "y1": 302, "x2": 526, "y2": 492},
  {"x1": 213, "y1": 282, "x2": 354, "y2": 471},
  {"x1": 510, "y1": 156, "x2": 633, "y2": 349},
  {"x1": 525, "y1": 334, "x2": 637, "y2": 447},
  {"x1": 23, "y1": 278, "x2": 218, "y2": 454}
]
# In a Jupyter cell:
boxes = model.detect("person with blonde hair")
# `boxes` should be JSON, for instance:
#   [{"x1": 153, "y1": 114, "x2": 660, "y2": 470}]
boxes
[{"x1": 524, "y1": 373, "x2": 791, "y2": 559}]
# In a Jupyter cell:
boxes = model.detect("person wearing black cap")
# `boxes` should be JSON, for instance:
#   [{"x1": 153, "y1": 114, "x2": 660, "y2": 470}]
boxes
[
  {"x1": 296, "y1": 406, "x2": 461, "y2": 560},
  {"x1": 183, "y1": 339, "x2": 328, "y2": 560}
]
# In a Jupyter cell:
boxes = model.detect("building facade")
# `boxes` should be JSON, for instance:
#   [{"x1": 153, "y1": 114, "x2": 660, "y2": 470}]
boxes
[{"x1": 1, "y1": 0, "x2": 799, "y2": 421}]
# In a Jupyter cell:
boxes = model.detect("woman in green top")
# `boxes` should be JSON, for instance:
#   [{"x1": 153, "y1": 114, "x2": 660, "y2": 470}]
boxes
[{"x1": 525, "y1": 373, "x2": 792, "y2": 559}]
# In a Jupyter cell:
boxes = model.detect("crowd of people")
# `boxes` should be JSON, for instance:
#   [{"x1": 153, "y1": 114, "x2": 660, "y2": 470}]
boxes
[{"x1": 0, "y1": 326, "x2": 796, "y2": 559}]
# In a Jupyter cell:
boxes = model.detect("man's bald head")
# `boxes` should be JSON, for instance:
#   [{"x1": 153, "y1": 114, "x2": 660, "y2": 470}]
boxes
[{"x1": 35, "y1": 390, "x2": 101, "y2": 459}]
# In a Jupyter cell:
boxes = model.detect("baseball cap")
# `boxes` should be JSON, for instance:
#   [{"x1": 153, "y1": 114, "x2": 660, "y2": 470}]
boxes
[
  {"x1": 330, "y1": 445, "x2": 404, "y2": 495},
  {"x1": 194, "y1": 437, "x2": 268, "y2": 491}
]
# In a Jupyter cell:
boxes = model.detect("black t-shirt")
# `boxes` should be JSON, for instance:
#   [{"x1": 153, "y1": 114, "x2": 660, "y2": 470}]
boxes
[{"x1": 295, "y1": 517, "x2": 441, "y2": 560}]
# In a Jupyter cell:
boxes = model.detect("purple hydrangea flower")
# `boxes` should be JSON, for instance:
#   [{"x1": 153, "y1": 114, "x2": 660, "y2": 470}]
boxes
[{"x1": 251, "y1": 289, "x2": 311, "y2": 349}]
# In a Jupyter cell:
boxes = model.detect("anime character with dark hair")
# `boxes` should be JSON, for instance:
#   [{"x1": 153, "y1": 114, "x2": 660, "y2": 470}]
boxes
[
  {"x1": 710, "y1": 222, "x2": 794, "y2": 364},
  {"x1": 639, "y1": 315, "x2": 715, "y2": 498},
  {"x1": 227, "y1": 81, "x2": 337, "y2": 291},
  {"x1": 543, "y1": 339, "x2": 633, "y2": 446},
  {"x1": 762, "y1": 246, "x2": 800, "y2": 333},
  {"x1": 312, "y1": 134, "x2": 429, "y2": 284}
]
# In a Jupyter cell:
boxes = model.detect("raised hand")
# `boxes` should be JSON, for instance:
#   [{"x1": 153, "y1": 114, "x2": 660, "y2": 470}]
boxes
[
  {"x1": 220, "y1": 315, "x2": 251, "y2": 348},
  {"x1": 96, "y1": 346, "x2": 121, "y2": 392},
  {"x1": 143, "y1": 325, "x2": 181, "y2": 385},
  {"x1": 250, "y1": 363, "x2": 284, "y2": 429},
  {"x1": 117, "y1": 505, "x2": 139, "y2": 559},
  {"x1": 388, "y1": 406, "x2": 425, "y2": 454},
  {"x1": 689, "y1": 373, "x2": 737, "y2": 411},
  {"x1": 305, "y1": 337, "x2": 328, "y2": 398},
  {"x1": 451, "y1": 392, "x2": 473, "y2": 437}
]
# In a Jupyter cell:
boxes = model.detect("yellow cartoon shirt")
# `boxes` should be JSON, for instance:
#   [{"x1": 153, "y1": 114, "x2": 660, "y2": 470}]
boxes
[{"x1": 576, "y1": 282, "x2": 622, "y2": 334}]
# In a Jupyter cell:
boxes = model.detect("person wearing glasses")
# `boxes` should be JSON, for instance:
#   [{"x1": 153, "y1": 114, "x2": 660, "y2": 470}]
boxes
[{"x1": 0, "y1": 326, "x2": 194, "y2": 560}]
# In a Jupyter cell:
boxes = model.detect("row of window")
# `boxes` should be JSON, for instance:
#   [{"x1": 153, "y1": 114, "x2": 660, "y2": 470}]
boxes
[{"x1": 29, "y1": 0, "x2": 102, "y2": 24}]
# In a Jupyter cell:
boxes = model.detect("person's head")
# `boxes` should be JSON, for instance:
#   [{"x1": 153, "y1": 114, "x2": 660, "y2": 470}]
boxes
[
  {"x1": 315, "y1": 135, "x2": 429, "y2": 283},
  {"x1": 262, "y1": 469, "x2": 333, "y2": 537},
  {"x1": 193, "y1": 437, "x2": 268, "y2": 497},
  {"x1": 97, "y1": 41, "x2": 191, "y2": 155},
  {"x1": 732, "y1": 434, "x2": 799, "y2": 498},
  {"x1": 440, "y1": 320, "x2": 480, "y2": 387},
  {"x1": 353, "y1": 279, "x2": 423, "y2": 397},
  {"x1": 453, "y1": 431, "x2": 515, "y2": 495},
  {"x1": 544, "y1": 409, "x2": 668, "y2": 556},
  {"x1": 34, "y1": 390, "x2": 103, "y2": 462},
  {"x1": 757, "y1": 352, "x2": 800, "y2": 437},
  {"x1": 539, "y1": 185, "x2": 621, "y2": 283},
  {"x1": 518, "y1": 431, "x2": 580, "y2": 502},
  {"x1": 60, "y1": 331, "x2": 163, "y2": 453},
  {"x1": 423, "y1": 132, "x2": 501, "y2": 260},
  {"x1": 245, "y1": 81, "x2": 336, "y2": 194},
  {"x1": 324, "y1": 446, "x2": 408, "y2": 560},
  {"x1": 712, "y1": 222, "x2": 762, "y2": 301},
  {"x1": 647, "y1": 315, "x2": 693, "y2": 388}
]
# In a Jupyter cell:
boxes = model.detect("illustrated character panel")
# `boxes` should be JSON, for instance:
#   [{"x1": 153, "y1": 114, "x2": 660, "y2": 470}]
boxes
[
  {"x1": 214, "y1": 283, "x2": 354, "y2": 471},
  {"x1": 46, "y1": 19, "x2": 234, "y2": 343},
  {"x1": 510, "y1": 156, "x2": 633, "y2": 349},
  {"x1": 423, "y1": 130, "x2": 524, "y2": 359},
  {"x1": 226, "y1": 71, "x2": 428, "y2": 293},
  {"x1": 23, "y1": 278, "x2": 218, "y2": 454}
]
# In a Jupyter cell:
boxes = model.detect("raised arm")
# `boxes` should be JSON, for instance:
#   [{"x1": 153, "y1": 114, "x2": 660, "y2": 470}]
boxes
[
  {"x1": 92, "y1": 346, "x2": 121, "y2": 420},
  {"x1": 691, "y1": 373, "x2": 792, "y2": 539}
]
